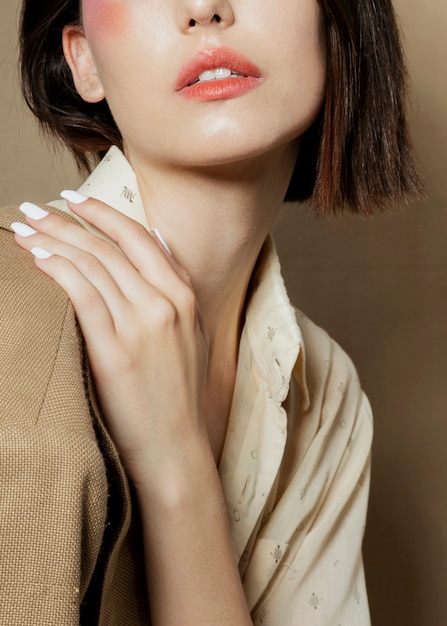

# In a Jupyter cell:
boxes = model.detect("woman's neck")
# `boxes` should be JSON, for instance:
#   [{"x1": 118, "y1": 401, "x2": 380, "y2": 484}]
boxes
[{"x1": 126, "y1": 140, "x2": 299, "y2": 350}]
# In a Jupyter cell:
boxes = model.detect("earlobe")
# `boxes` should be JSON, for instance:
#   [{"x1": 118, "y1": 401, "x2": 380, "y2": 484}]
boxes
[{"x1": 62, "y1": 26, "x2": 105, "y2": 103}]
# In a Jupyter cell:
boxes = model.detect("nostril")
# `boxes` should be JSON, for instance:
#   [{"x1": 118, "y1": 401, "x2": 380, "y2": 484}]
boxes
[{"x1": 188, "y1": 14, "x2": 221, "y2": 27}]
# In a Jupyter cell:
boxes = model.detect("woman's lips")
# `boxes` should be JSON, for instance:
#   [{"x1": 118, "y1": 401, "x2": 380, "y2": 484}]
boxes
[{"x1": 175, "y1": 46, "x2": 262, "y2": 102}]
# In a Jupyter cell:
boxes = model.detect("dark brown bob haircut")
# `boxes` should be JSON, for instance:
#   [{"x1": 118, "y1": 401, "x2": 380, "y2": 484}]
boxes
[{"x1": 19, "y1": 0, "x2": 424, "y2": 215}]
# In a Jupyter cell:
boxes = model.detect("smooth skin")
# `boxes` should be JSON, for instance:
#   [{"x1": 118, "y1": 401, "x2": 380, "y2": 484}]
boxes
[{"x1": 15, "y1": 0, "x2": 326, "y2": 623}]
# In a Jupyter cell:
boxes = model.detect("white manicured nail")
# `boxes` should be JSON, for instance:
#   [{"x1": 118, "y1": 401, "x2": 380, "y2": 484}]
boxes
[
  {"x1": 149, "y1": 228, "x2": 172, "y2": 255},
  {"x1": 11, "y1": 222, "x2": 37, "y2": 237},
  {"x1": 19, "y1": 202, "x2": 49, "y2": 220},
  {"x1": 60, "y1": 189, "x2": 89, "y2": 204},
  {"x1": 31, "y1": 247, "x2": 53, "y2": 259}
]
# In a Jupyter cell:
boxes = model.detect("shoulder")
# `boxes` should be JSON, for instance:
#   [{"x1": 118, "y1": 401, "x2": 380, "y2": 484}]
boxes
[
  {"x1": 292, "y1": 308, "x2": 373, "y2": 453},
  {"x1": 296, "y1": 308, "x2": 361, "y2": 381},
  {"x1": 0, "y1": 205, "x2": 70, "y2": 335},
  {"x1": 0, "y1": 205, "x2": 74, "y2": 424}
]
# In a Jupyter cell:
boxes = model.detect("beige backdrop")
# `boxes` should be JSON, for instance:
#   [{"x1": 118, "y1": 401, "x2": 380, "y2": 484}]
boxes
[{"x1": 1, "y1": 2, "x2": 446, "y2": 625}]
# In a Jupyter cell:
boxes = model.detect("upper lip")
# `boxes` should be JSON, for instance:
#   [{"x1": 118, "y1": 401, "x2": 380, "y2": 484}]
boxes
[{"x1": 175, "y1": 46, "x2": 262, "y2": 91}]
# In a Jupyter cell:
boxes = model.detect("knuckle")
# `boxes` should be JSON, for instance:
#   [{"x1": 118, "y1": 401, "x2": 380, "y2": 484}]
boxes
[
  {"x1": 178, "y1": 285, "x2": 196, "y2": 313},
  {"x1": 90, "y1": 236, "x2": 114, "y2": 258},
  {"x1": 76, "y1": 251, "x2": 104, "y2": 276},
  {"x1": 118, "y1": 221, "x2": 148, "y2": 247},
  {"x1": 176, "y1": 286, "x2": 200, "y2": 330},
  {"x1": 180, "y1": 269, "x2": 193, "y2": 288},
  {"x1": 150, "y1": 298, "x2": 178, "y2": 327},
  {"x1": 75, "y1": 284, "x2": 101, "y2": 310}
]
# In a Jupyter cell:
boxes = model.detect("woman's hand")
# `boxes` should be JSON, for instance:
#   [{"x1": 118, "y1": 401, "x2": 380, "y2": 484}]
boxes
[
  {"x1": 13, "y1": 195, "x2": 253, "y2": 625},
  {"x1": 13, "y1": 196, "x2": 209, "y2": 487}
]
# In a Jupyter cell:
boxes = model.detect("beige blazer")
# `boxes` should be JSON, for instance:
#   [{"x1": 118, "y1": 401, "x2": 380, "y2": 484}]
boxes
[{"x1": 0, "y1": 206, "x2": 150, "y2": 625}]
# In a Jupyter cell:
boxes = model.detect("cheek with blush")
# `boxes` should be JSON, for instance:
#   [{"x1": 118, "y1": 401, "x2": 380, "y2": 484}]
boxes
[{"x1": 82, "y1": 0, "x2": 129, "y2": 38}]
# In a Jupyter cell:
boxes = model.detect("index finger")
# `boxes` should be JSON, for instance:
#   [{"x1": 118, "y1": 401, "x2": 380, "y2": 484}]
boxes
[{"x1": 61, "y1": 190, "x2": 192, "y2": 288}]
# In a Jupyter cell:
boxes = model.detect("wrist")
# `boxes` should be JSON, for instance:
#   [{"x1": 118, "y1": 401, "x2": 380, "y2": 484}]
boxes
[{"x1": 130, "y1": 433, "x2": 219, "y2": 508}]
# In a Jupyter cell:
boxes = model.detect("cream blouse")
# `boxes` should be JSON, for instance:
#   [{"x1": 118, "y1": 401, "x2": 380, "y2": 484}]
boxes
[{"x1": 50, "y1": 147, "x2": 373, "y2": 625}]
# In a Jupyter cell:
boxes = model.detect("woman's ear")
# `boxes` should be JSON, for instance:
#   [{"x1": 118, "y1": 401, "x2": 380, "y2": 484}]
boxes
[{"x1": 62, "y1": 25, "x2": 105, "y2": 103}]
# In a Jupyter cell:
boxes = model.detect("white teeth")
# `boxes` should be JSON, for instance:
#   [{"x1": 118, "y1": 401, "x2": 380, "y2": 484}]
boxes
[
  {"x1": 197, "y1": 68, "x2": 234, "y2": 83},
  {"x1": 189, "y1": 67, "x2": 245, "y2": 86}
]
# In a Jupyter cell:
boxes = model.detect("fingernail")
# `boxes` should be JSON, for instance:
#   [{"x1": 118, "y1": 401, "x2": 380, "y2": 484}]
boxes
[
  {"x1": 19, "y1": 202, "x2": 49, "y2": 220},
  {"x1": 60, "y1": 189, "x2": 89, "y2": 204},
  {"x1": 11, "y1": 222, "x2": 38, "y2": 237},
  {"x1": 149, "y1": 228, "x2": 172, "y2": 255},
  {"x1": 31, "y1": 247, "x2": 53, "y2": 259}
]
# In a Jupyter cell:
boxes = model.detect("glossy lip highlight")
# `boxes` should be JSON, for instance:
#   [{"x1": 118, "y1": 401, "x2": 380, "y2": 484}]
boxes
[{"x1": 176, "y1": 46, "x2": 262, "y2": 101}]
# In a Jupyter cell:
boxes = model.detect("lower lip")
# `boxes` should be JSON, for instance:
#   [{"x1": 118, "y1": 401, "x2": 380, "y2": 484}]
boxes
[{"x1": 178, "y1": 76, "x2": 261, "y2": 102}]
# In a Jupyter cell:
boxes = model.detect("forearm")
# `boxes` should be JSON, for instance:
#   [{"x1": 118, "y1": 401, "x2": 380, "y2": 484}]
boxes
[
  {"x1": 15, "y1": 200, "x2": 251, "y2": 623},
  {"x1": 135, "y1": 440, "x2": 252, "y2": 626}
]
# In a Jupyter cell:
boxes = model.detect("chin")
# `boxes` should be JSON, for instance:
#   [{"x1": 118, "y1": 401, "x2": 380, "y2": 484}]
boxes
[
  {"x1": 185, "y1": 139, "x2": 300, "y2": 173},
  {"x1": 124, "y1": 114, "x2": 308, "y2": 174}
]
